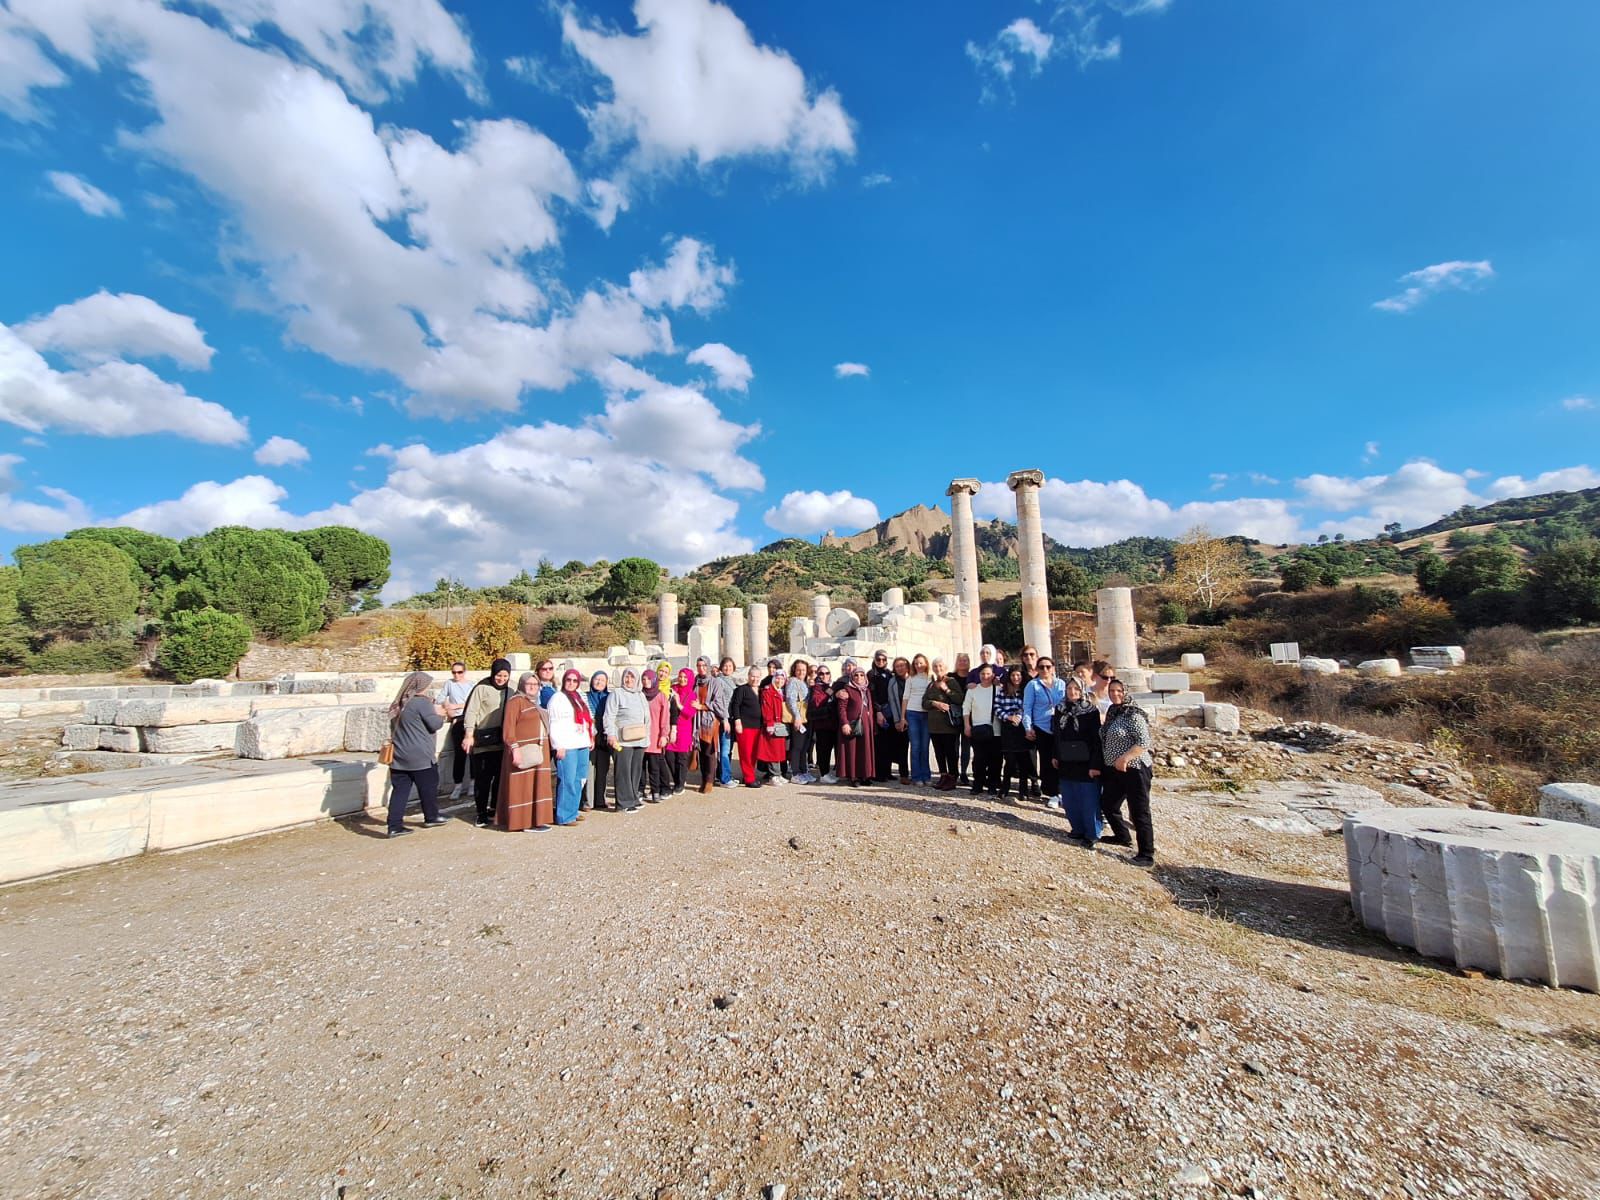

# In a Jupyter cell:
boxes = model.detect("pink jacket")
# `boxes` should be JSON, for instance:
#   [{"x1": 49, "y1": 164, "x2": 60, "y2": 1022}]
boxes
[
  {"x1": 668, "y1": 681, "x2": 697, "y2": 752},
  {"x1": 646, "y1": 690, "x2": 671, "y2": 753}
]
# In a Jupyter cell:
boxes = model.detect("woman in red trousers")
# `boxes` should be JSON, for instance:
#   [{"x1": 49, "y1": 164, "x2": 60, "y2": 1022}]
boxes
[{"x1": 730, "y1": 666, "x2": 763, "y2": 786}]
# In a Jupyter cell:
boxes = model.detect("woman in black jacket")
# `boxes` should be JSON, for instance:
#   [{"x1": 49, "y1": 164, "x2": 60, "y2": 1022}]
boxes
[{"x1": 1052, "y1": 677, "x2": 1104, "y2": 846}]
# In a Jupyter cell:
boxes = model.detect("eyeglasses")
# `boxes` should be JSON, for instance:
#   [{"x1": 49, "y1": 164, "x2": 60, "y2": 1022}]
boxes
[{"x1": 450, "y1": 669, "x2": 465, "y2": 675}]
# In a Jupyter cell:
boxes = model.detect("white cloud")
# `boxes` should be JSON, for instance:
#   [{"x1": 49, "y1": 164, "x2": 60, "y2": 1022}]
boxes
[
  {"x1": 1362, "y1": 440, "x2": 1380, "y2": 463},
  {"x1": 0, "y1": 12, "x2": 66, "y2": 121},
  {"x1": 1561, "y1": 395, "x2": 1594, "y2": 412},
  {"x1": 1247, "y1": 471, "x2": 1280, "y2": 486},
  {"x1": 0, "y1": 321, "x2": 248, "y2": 444},
  {"x1": 108, "y1": 385, "x2": 763, "y2": 597},
  {"x1": 765, "y1": 489, "x2": 880, "y2": 536},
  {"x1": 686, "y1": 342, "x2": 753, "y2": 392},
  {"x1": 1295, "y1": 460, "x2": 1479, "y2": 530},
  {"x1": 1002, "y1": 18, "x2": 1055, "y2": 65},
  {"x1": 254, "y1": 436, "x2": 310, "y2": 467},
  {"x1": 0, "y1": 455, "x2": 90, "y2": 535},
  {"x1": 562, "y1": 0, "x2": 855, "y2": 184},
  {"x1": 1207, "y1": 472, "x2": 1228, "y2": 491},
  {"x1": 1373, "y1": 260, "x2": 1495, "y2": 313},
  {"x1": 504, "y1": 55, "x2": 550, "y2": 88},
  {"x1": 628, "y1": 236, "x2": 735, "y2": 313},
  {"x1": 834, "y1": 361, "x2": 870, "y2": 378},
  {"x1": 1486, "y1": 466, "x2": 1600, "y2": 500},
  {"x1": 972, "y1": 477, "x2": 1301, "y2": 546},
  {"x1": 16, "y1": 290, "x2": 214, "y2": 368},
  {"x1": 45, "y1": 170, "x2": 122, "y2": 217},
  {"x1": 967, "y1": 3, "x2": 1138, "y2": 95},
  {"x1": 861, "y1": 172, "x2": 892, "y2": 188}
]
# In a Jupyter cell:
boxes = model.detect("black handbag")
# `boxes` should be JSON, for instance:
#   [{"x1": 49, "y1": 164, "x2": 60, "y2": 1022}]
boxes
[{"x1": 1057, "y1": 739, "x2": 1091, "y2": 764}]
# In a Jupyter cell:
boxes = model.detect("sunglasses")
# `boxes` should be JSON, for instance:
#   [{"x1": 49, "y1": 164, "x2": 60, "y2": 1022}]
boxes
[{"x1": 451, "y1": 669, "x2": 465, "y2": 675}]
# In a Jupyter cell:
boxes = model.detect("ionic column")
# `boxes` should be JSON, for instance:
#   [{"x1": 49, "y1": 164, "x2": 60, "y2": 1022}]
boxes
[
  {"x1": 946, "y1": 478, "x2": 983, "y2": 656},
  {"x1": 658, "y1": 591, "x2": 679, "y2": 647},
  {"x1": 747, "y1": 602, "x2": 770, "y2": 667},
  {"x1": 722, "y1": 607, "x2": 745, "y2": 669},
  {"x1": 1007, "y1": 469, "x2": 1053, "y2": 660}
]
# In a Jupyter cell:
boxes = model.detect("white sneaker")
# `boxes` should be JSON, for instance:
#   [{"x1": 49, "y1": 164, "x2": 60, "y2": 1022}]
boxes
[
  {"x1": 771, "y1": 775, "x2": 787, "y2": 786},
  {"x1": 1045, "y1": 797, "x2": 1063, "y2": 812},
  {"x1": 448, "y1": 784, "x2": 464, "y2": 800},
  {"x1": 799, "y1": 772, "x2": 816, "y2": 784},
  {"x1": 820, "y1": 772, "x2": 838, "y2": 784}
]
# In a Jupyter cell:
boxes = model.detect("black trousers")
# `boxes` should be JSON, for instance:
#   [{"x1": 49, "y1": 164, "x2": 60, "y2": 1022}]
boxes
[
  {"x1": 959, "y1": 732, "x2": 971, "y2": 778},
  {"x1": 931, "y1": 732, "x2": 958, "y2": 777},
  {"x1": 1102, "y1": 764, "x2": 1155, "y2": 855},
  {"x1": 646, "y1": 753, "x2": 669, "y2": 799},
  {"x1": 787, "y1": 729, "x2": 810, "y2": 777},
  {"x1": 588, "y1": 740, "x2": 613, "y2": 808},
  {"x1": 999, "y1": 747, "x2": 1035, "y2": 797},
  {"x1": 471, "y1": 751, "x2": 502, "y2": 822},
  {"x1": 812, "y1": 728, "x2": 836, "y2": 777},
  {"x1": 448, "y1": 720, "x2": 467, "y2": 784},
  {"x1": 668, "y1": 749, "x2": 691, "y2": 791},
  {"x1": 1032, "y1": 733, "x2": 1059, "y2": 797},
  {"x1": 970, "y1": 735, "x2": 1001, "y2": 794},
  {"x1": 387, "y1": 764, "x2": 440, "y2": 831}
]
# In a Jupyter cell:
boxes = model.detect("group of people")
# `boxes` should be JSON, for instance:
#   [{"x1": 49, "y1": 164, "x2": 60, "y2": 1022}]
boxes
[{"x1": 382, "y1": 643, "x2": 1157, "y2": 867}]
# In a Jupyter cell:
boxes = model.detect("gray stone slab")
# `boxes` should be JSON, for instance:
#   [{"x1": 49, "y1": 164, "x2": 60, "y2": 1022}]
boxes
[{"x1": 1540, "y1": 782, "x2": 1600, "y2": 830}]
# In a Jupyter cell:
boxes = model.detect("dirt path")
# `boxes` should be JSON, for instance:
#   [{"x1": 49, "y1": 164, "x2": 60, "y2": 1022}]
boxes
[{"x1": 1, "y1": 781, "x2": 1596, "y2": 1199}]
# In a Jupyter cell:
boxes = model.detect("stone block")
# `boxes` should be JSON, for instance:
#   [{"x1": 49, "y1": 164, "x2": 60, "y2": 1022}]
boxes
[
  {"x1": 1406, "y1": 665, "x2": 1443, "y2": 675},
  {"x1": 334, "y1": 676, "x2": 379, "y2": 693},
  {"x1": 1148, "y1": 672, "x2": 1191, "y2": 693},
  {"x1": 99, "y1": 727, "x2": 141, "y2": 752},
  {"x1": 61, "y1": 724, "x2": 100, "y2": 750},
  {"x1": 343, "y1": 705, "x2": 391, "y2": 752},
  {"x1": 0, "y1": 702, "x2": 19, "y2": 720},
  {"x1": 1179, "y1": 653, "x2": 1207, "y2": 671},
  {"x1": 1164, "y1": 690, "x2": 1206, "y2": 706},
  {"x1": 46, "y1": 686, "x2": 117, "y2": 700},
  {"x1": 145, "y1": 758, "x2": 385, "y2": 850},
  {"x1": 824, "y1": 608, "x2": 860, "y2": 637},
  {"x1": 1115, "y1": 667, "x2": 1151, "y2": 692},
  {"x1": 140, "y1": 723, "x2": 242, "y2": 754},
  {"x1": 114, "y1": 697, "x2": 255, "y2": 727},
  {"x1": 83, "y1": 699, "x2": 120, "y2": 724},
  {"x1": 1154, "y1": 704, "x2": 1205, "y2": 727},
  {"x1": 236, "y1": 707, "x2": 350, "y2": 759},
  {"x1": 1357, "y1": 658, "x2": 1403, "y2": 678},
  {"x1": 1203, "y1": 703, "x2": 1241, "y2": 734},
  {"x1": 1300, "y1": 657, "x2": 1341, "y2": 675},
  {"x1": 1270, "y1": 642, "x2": 1301, "y2": 664},
  {"x1": 18, "y1": 701, "x2": 87, "y2": 718},
  {"x1": 1540, "y1": 783, "x2": 1600, "y2": 830},
  {"x1": 120, "y1": 686, "x2": 175, "y2": 698},
  {"x1": 1344, "y1": 807, "x2": 1600, "y2": 990},
  {"x1": 0, "y1": 788, "x2": 152, "y2": 885},
  {"x1": 1411, "y1": 645, "x2": 1466, "y2": 667}
]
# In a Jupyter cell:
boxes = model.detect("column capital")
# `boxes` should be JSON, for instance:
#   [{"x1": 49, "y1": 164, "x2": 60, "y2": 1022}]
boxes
[
  {"x1": 946, "y1": 478, "x2": 982, "y2": 497},
  {"x1": 1006, "y1": 469, "x2": 1045, "y2": 491}
]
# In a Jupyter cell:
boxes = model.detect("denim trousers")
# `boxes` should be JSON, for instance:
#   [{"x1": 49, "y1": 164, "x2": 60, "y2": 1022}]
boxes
[
  {"x1": 718, "y1": 727, "x2": 733, "y2": 784},
  {"x1": 907, "y1": 711, "x2": 931, "y2": 782},
  {"x1": 555, "y1": 748, "x2": 589, "y2": 824},
  {"x1": 1061, "y1": 778, "x2": 1103, "y2": 842}
]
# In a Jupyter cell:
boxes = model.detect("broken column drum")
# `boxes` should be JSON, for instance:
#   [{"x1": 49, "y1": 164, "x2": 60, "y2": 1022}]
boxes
[
  {"x1": 1344, "y1": 807, "x2": 1600, "y2": 990},
  {"x1": 657, "y1": 592, "x2": 679, "y2": 648},
  {"x1": 1007, "y1": 469, "x2": 1052, "y2": 660},
  {"x1": 946, "y1": 478, "x2": 983, "y2": 657},
  {"x1": 747, "y1": 602, "x2": 770, "y2": 667},
  {"x1": 721, "y1": 607, "x2": 745, "y2": 669},
  {"x1": 1095, "y1": 586, "x2": 1139, "y2": 673},
  {"x1": 811, "y1": 594, "x2": 831, "y2": 629}
]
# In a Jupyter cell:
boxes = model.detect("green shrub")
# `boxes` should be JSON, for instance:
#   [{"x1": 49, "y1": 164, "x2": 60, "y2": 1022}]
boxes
[
  {"x1": 1155, "y1": 600, "x2": 1187, "y2": 626},
  {"x1": 176, "y1": 527, "x2": 328, "y2": 640},
  {"x1": 27, "y1": 638, "x2": 139, "y2": 674},
  {"x1": 159, "y1": 608, "x2": 252, "y2": 682}
]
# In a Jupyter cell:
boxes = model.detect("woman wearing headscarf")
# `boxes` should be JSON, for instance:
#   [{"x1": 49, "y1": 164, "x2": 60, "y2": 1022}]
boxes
[
  {"x1": 586, "y1": 671, "x2": 612, "y2": 811},
  {"x1": 1052, "y1": 677, "x2": 1105, "y2": 843},
  {"x1": 498, "y1": 671, "x2": 554, "y2": 832},
  {"x1": 461, "y1": 658, "x2": 513, "y2": 827},
  {"x1": 833, "y1": 660, "x2": 877, "y2": 788},
  {"x1": 1100, "y1": 679, "x2": 1156, "y2": 866},
  {"x1": 546, "y1": 668, "x2": 594, "y2": 826},
  {"x1": 923, "y1": 658, "x2": 965, "y2": 791},
  {"x1": 642, "y1": 669, "x2": 672, "y2": 802},
  {"x1": 603, "y1": 668, "x2": 648, "y2": 813},
  {"x1": 667, "y1": 667, "x2": 697, "y2": 794},
  {"x1": 730, "y1": 666, "x2": 764, "y2": 787},
  {"x1": 806, "y1": 664, "x2": 838, "y2": 783},
  {"x1": 383, "y1": 671, "x2": 448, "y2": 837},
  {"x1": 758, "y1": 666, "x2": 790, "y2": 784}
]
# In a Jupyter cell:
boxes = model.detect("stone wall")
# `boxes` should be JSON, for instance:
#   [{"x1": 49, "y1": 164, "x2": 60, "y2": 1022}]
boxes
[{"x1": 236, "y1": 638, "x2": 403, "y2": 679}]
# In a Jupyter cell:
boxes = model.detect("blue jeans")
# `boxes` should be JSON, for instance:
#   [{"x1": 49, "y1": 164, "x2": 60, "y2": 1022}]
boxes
[
  {"x1": 718, "y1": 726, "x2": 733, "y2": 784},
  {"x1": 1062, "y1": 778, "x2": 1103, "y2": 843},
  {"x1": 907, "y1": 711, "x2": 931, "y2": 783},
  {"x1": 555, "y1": 748, "x2": 589, "y2": 825}
]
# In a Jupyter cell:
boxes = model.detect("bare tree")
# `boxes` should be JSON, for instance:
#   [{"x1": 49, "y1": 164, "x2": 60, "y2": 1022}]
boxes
[{"x1": 1169, "y1": 525, "x2": 1247, "y2": 612}]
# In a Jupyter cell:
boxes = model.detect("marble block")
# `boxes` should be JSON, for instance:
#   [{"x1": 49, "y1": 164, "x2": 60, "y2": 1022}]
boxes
[
  {"x1": 1344, "y1": 808, "x2": 1600, "y2": 990},
  {"x1": 1179, "y1": 653, "x2": 1207, "y2": 671},
  {"x1": 1300, "y1": 657, "x2": 1341, "y2": 675},
  {"x1": 1411, "y1": 645, "x2": 1466, "y2": 668},
  {"x1": 113, "y1": 697, "x2": 255, "y2": 727},
  {"x1": 141, "y1": 723, "x2": 243, "y2": 755},
  {"x1": 1203, "y1": 703, "x2": 1240, "y2": 734},
  {"x1": 343, "y1": 705, "x2": 391, "y2": 753},
  {"x1": 1540, "y1": 783, "x2": 1600, "y2": 830},
  {"x1": 236, "y1": 707, "x2": 351, "y2": 759},
  {"x1": 61, "y1": 724, "x2": 100, "y2": 750},
  {"x1": 1270, "y1": 642, "x2": 1301, "y2": 664},
  {"x1": 1357, "y1": 658, "x2": 1403, "y2": 678},
  {"x1": 100, "y1": 727, "x2": 142, "y2": 752},
  {"x1": 1148, "y1": 672, "x2": 1191, "y2": 693}
]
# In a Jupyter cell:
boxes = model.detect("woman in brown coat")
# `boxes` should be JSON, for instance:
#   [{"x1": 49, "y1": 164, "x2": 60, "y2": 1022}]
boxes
[
  {"x1": 498, "y1": 671, "x2": 555, "y2": 832},
  {"x1": 833, "y1": 660, "x2": 877, "y2": 787}
]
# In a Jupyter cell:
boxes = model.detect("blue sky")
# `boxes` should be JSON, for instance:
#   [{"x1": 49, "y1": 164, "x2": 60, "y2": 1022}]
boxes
[{"x1": 1, "y1": 0, "x2": 1597, "y2": 598}]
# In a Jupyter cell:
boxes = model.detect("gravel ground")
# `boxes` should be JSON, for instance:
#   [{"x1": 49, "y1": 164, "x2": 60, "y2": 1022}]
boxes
[{"x1": 1, "y1": 778, "x2": 1597, "y2": 1200}]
